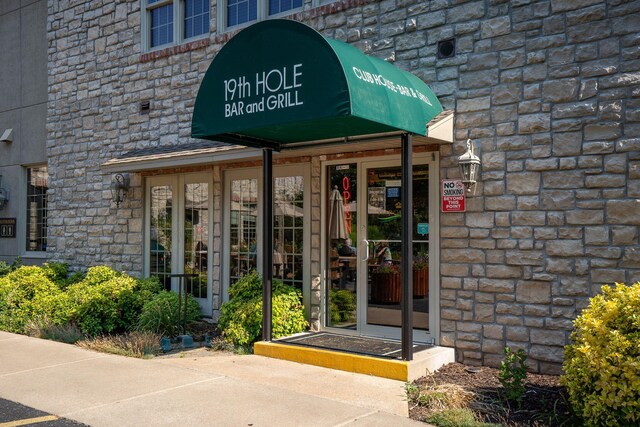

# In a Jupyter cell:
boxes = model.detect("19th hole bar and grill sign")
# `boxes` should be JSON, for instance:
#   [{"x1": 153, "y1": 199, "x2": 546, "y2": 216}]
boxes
[
  {"x1": 441, "y1": 180, "x2": 466, "y2": 213},
  {"x1": 0, "y1": 218, "x2": 16, "y2": 238}
]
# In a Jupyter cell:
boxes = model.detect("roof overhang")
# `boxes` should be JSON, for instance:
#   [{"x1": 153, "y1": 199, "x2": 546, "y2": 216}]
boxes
[
  {"x1": 191, "y1": 19, "x2": 444, "y2": 149},
  {"x1": 102, "y1": 110, "x2": 453, "y2": 172}
]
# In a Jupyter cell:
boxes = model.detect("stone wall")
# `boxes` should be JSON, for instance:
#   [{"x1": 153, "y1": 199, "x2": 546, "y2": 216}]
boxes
[{"x1": 45, "y1": 0, "x2": 640, "y2": 372}]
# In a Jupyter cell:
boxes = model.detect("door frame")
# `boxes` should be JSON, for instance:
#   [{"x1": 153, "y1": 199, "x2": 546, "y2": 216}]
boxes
[
  {"x1": 144, "y1": 172, "x2": 214, "y2": 315},
  {"x1": 320, "y1": 151, "x2": 441, "y2": 344},
  {"x1": 222, "y1": 164, "x2": 312, "y2": 315}
]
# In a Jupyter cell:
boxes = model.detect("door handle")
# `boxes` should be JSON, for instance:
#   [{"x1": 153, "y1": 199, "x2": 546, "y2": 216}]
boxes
[{"x1": 362, "y1": 239, "x2": 370, "y2": 262}]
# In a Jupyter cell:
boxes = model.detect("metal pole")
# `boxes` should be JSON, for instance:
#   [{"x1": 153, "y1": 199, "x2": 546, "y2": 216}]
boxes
[
  {"x1": 177, "y1": 276, "x2": 182, "y2": 336},
  {"x1": 401, "y1": 133, "x2": 414, "y2": 361},
  {"x1": 183, "y1": 277, "x2": 188, "y2": 335},
  {"x1": 262, "y1": 148, "x2": 273, "y2": 341}
]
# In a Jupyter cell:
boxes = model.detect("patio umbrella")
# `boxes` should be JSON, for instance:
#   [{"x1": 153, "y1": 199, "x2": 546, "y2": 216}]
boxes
[{"x1": 328, "y1": 186, "x2": 348, "y2": 241}]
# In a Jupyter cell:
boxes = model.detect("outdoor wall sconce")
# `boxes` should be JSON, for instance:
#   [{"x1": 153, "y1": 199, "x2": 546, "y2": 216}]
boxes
[
  {"x1": 0, "y1": 176, "x2": 8, "y2": 209},
  {"x1": 458, "y1": 139, "x2": 481, "y2": 193},
  {"x1": 110, "y1": 173, "x2": 130, "y2": 207}
]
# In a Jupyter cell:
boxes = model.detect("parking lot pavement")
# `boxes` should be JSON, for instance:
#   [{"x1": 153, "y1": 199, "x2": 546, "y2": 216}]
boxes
[{"x1": 0, "y1": 398, "x2": 87, "y2": 427}]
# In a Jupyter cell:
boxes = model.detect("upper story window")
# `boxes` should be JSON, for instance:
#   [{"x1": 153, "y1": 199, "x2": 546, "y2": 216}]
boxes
[
  {"x1": 143, "y1": 0, "x2": 210, "y2": 51},
  {"x1": 26, "y1": 165, "x2": 48, "y2": 252},
  {"x1": 222, "y1": 0, "x2": 302, "y2": 30}
]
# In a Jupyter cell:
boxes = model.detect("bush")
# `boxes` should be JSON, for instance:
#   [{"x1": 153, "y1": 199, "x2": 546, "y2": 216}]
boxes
[
  {"x1": 66, "y1": 266, "x2": 155, "y2": 336},
  {"x1": 562, "y1": 282, "x2": 640, "y2": 426},
  {"x1": 137, "y1": 290, "x2": 201, "y2": 336},
  {"x1": 0, "y1": 266, "x2": 70, "y2": 333},
  {"x1": 218, "y1": 271, "x2": 308, "y2": 347}
]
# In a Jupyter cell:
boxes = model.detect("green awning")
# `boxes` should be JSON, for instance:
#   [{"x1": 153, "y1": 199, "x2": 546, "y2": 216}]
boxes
[{"x1": 192, "y1": 19, "x2": 443, "y2": 149}]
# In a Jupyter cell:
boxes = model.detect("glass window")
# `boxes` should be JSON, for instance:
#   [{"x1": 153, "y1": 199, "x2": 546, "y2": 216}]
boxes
[
  {"x1": 26, "y1": 166, "x2": 48, "y2": 252},
  {"x1": 273, "y1": 176, "x2": 304, "y2": 290},
  {"x1": 145, "y1": 0, "x2": 210, "y2": 51},
  {"x1": 185, "y1": 0, "x2": 210, "y2": 39},
  {"x1": 150, "y1": 185, "x2": 173, "y2": 290},
  {"x1": 268, "y1": 0, "x2": 302, "y2": 16},
  {"x1": 150, "y1": 3, "x2": 174, "y2": 47},
  {"x1": 229, "y1": 179, "x2": 258, "y2": 284},
  {"x1": 184, "y1": 182, "x2": 209, "y2": 299},
  {"x1": 227, "y1": 0, "x2": 257, "y2": 27}
]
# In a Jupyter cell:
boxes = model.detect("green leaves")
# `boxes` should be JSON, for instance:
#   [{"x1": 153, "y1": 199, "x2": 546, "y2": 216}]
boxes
[
  {"x1": 562, "y1": 282, "x2": 640, "y2": 426},
  {"x1": 498, "y1": 346, "x2": 528, "y2": 405}
]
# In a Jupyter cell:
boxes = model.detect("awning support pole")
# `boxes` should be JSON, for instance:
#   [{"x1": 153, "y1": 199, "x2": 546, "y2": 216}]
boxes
[
  {"x1": 262, "y1": 147, "x2": 273, "y2": 341},
  {"x1": 401, "y1": 133, "x2": 414, "y2": 361}
]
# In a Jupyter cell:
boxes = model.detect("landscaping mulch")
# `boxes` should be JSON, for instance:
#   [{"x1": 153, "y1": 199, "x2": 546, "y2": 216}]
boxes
[{"x1": 409, "y1": 363, "x2": 579, "y2": 426}]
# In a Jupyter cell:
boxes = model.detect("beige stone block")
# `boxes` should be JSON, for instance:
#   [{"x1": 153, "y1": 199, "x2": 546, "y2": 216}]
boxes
[
  {"x1": 478, "y1": 278, "x2": 515, "y2": 293},
  {"x1": 516, "y1": 281, "x2": 551, "y2": 303},
  {"x1": 506, "y1": 172, "x2": 541, "y2": 195},
  {"x1": 474, "y1": 303, "x2": 495, "y2": 322}
]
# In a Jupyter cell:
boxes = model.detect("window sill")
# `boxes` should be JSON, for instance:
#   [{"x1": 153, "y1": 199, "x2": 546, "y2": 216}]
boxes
[
  {"x1": 140, "y1": 37, "x2": 211, "y2": 63},
  {"x1": 21, "y1": 251, "x2": 49, "y2": 259}
]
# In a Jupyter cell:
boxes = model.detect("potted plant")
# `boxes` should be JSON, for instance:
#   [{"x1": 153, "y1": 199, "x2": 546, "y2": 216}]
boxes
[
  {"x1": 413, "y1": 252, "x2": 429, "y2": 299},
  {"x1": 370, "y1": 263, "x2": 401, "y2": 304}
]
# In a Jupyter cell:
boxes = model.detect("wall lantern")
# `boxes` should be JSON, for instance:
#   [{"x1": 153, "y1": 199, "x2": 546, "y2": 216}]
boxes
[
  {"x1": 458, "y1": 139, "x2": 481, "y2": 192},
  {"x1": 110, "y1": 173, "x2": 130, "y2": 208},
  {"x1": 0, "y1": 176, "x2": 8, "y2": 209}
]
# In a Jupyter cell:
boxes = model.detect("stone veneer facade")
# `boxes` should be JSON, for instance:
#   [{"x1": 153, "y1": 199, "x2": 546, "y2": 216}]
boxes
[{"x1": 46, "y1": 0, "x2": 640, "y2": 373}]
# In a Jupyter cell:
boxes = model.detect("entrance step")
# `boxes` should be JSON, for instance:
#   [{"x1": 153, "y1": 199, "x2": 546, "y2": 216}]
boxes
[{"x1": 254, "y1": 333, "x2": 454, "y2": 381}]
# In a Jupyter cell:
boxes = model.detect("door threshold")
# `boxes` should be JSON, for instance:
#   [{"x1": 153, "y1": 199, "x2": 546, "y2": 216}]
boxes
[{"x1": 254, "y1": 331, "x2": 454, "y2": 381}]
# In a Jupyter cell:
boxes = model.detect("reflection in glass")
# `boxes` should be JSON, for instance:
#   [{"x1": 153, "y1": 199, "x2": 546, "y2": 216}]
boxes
[
  {"x1": 26, "y1": 166, "x2": 48, "y2": 252},
  {"x1": 184, "y1": 183, "x2": 209, "y2": 299},
  {"x1": 365, "y1": 165, "x2": 430, "y2": 331},
  {"x1": 229, "y1": 179, "x2": 258, "y2": 284},
  {"x1": 273, "y1": 176, "x2": 304, "y2": 290},
  {"x1": 150, "y1": 185, "x2": 172, "y2": 290},
  {"x1": 326, "y1": 164, "x2": 358, "y2": 329}
]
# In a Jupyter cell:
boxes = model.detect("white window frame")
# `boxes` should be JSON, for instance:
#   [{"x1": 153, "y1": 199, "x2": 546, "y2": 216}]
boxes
[
  {"x1": 217, "y1": 0, "x2": 304, "y2": 33},
  {"x1": 141, "y1": 0, "x2": 211, "y2": 52},
  {"x1": 222, "y1": 164, "x2": 311, "y2": 315},
  {"x1": 145, "y1": 173, "x2": 214, "y2": 316}
]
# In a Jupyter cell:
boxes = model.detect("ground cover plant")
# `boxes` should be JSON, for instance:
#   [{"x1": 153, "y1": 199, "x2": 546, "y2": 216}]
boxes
[{"x1": 217, "y1": 271, "x2": 308, "y2": 349}]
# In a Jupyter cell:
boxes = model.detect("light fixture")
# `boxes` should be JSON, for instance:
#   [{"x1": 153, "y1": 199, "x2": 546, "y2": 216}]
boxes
[
  {"x1": 110, "y1": 173, "x2": 130, "y2": 207},
  {"x1": 0, "y1": 129, "x2": 12, "y2": 143},
  {"x1": 0, "y1": 176, "x2": 8, "y2": 209},
  {"x1": 458, "y1": 139, "x2": 481, "y2": 193}
]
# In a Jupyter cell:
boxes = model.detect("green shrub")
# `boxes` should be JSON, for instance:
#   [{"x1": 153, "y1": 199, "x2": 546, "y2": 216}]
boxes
[
  {"x1": 562, "y1": 282, "x2": 640, "y2": 426},
  {"x1": 218, "y1": 271, "x2": 308, "y2": 347},
  {"x1": 137, "y1": 290, "x2": 201, "y2": 336},
  {"x1": 66, "y1": 266, "x2": 142, "y2": 336},
  {"x1": 329, "y1": 289, "x2": 356, "y2": 324},
  {"x1": 498, "y1": 346, "x2": 528, "y2": 405},
  {"x1": 0, "y1": 266, "x2": 69, "y2": 333}
]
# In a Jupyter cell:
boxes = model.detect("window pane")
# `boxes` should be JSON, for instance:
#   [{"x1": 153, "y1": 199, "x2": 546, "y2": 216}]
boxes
[
  {"x1": 274, "y1": 176, "x2": 304, "y2": 290},
  {"x1": 184, "y1": 183, "x2": 209, "y2": 299},
  {"x1": 26, "y1": 166, "x2": 48, "y2": 252},
  {"x1": 269, "y1": 0, "x2": 301, "y2": 15},
  {"x1": 150, "y1": 185, "x2": 173, "y2": 290},
  {"x1": 185, "y1": 0, "x2": 209, "y2": 39},
  {"x1": 229, "y1": 179, "x2": 257, "y2": 285},
  {"x1": 150, "y1": 4, "x2": 173, "y2": 47},
  {"x1": 228, "y1": 0, "x2": 256, "y2": 27}
]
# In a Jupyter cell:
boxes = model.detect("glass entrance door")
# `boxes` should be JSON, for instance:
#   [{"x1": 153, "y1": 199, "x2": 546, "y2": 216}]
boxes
[
  {"x1": 325, "y1": 158, "x2": 434, "y2": 341},
  {"x1": 361, "y1": 163, "x2": 430, "y2": 338}
]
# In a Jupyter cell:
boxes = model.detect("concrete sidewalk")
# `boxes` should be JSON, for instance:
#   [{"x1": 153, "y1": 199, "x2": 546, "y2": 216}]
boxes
[{"x1": 0, "y1": 332, "x2": 425, "y2": 426}]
